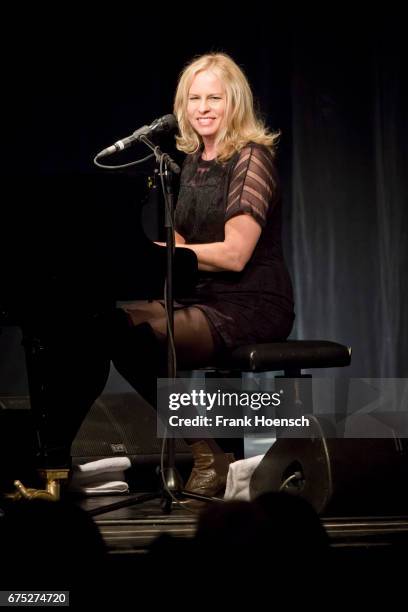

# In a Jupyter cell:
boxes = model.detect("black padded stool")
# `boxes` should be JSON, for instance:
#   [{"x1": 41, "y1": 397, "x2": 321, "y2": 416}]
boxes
[
  {"x1": 199, "y1": 340, "x2": 352, "y2": 459},
  {"x1": 210, "y1": 340, "x2": 351, "y2": 377}
]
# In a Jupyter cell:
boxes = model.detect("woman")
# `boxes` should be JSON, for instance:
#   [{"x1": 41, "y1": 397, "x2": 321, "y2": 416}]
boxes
[{"x1": 112, "y1": 52, "x2": 294, "y2": 499}]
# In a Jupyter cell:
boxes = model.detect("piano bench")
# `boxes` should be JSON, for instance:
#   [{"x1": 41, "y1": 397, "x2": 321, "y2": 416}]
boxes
[
  {"x1": 199, "y1": 340, "x2": 352, "y2": 377},
  {"x1": 189, "y1": 340, "x2": 352, "y2": 460}
]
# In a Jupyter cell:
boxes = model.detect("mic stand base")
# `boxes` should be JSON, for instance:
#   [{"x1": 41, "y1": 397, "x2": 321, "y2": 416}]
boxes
[{"x1": 87, "y1": 489, "x2": 225, "y2": 517}]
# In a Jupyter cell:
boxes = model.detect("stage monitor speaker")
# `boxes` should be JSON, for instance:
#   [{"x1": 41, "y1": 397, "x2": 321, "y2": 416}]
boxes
[
  {"x1": 71, "y1": 393, "x2": 193, "y2": 489},
  {"x1": 249, "y1": 414, "x2": 408, "y2": 516},
  {"x1": 71, "y1": 393, "x2": 190, "y2": 461}
]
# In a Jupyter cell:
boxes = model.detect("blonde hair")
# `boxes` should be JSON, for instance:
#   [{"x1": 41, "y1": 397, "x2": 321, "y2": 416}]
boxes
[{"x1": 174, "y1": 52, "x2": 280, "y2": 162}]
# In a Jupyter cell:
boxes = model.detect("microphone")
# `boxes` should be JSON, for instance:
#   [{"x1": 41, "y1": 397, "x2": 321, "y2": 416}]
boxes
[{"x1": 96, "y1": 114, "x2": 178, "y2": 159}]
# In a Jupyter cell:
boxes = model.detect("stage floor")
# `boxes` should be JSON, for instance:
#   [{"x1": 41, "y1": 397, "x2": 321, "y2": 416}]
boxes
[
  {"x1": 78, "y1": 494, "x2": 197, "y2": 554},
  {"x1": 76, "y1": 493, "x2": 408, "y2": 556}
]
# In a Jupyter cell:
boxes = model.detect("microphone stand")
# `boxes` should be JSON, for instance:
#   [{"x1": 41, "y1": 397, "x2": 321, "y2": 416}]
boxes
[
  {"x1": 140, "y1": 134, "x2": 182, "y2": 512},
  {"x1": 89, "y1": 136, "x2": 221, "y2": 517}
]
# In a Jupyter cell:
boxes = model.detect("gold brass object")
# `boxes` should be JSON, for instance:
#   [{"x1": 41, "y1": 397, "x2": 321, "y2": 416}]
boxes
[
  {"x1": 8, "y1": 469, "x2": 70, "y2": 502},
  {"x1": 37, "y1": 469, "x2": 70, "y2": 500}
]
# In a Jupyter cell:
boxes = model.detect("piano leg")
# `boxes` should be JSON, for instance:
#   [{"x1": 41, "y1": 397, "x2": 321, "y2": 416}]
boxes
[{"x1": 18, "y1": 313, "x2": 111, "y2": 482}]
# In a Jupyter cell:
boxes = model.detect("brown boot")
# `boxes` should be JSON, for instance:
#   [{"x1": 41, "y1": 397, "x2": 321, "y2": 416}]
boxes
[{"x1": 184, "y1": 441, "x2": 235, "y2": 498}]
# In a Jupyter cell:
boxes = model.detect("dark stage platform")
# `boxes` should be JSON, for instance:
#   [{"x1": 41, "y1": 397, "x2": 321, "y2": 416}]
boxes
[
  {"x1": 77, "y1": 492, "x2": 408, "y2": 555},
  {"x1": 78, "y1": 495, "x2": 197, "y2": 554}
]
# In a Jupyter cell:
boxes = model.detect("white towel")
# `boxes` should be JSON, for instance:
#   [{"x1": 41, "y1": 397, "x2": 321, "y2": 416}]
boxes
[
  {"x1": 69, "y1": 480, "x2": 129, "y2": 495},
  {"x1": 224, "y1": 454, "x2": 265, "y2": 501},
  {"x1": 72, "y1": 457, "x2": 131, "y2": 479},
  {"x1": 69, "y1": 457, "x2": 131, "y2": 496}
]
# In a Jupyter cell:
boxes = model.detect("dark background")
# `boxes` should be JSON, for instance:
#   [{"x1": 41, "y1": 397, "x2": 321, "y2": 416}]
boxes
[{"x1": 0, "y1": 7, "x2": 407, "y2": 391}]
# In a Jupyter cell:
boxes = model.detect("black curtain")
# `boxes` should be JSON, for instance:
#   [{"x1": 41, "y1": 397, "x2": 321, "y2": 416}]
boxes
[{"x1": 290, "y1": 18, "x2": 407, "y2": 376}]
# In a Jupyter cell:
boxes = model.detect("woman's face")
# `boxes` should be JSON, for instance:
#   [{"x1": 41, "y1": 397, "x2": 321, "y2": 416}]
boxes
[{"x1": 187, "y1": 69, "x2": 227, "y2": 147}]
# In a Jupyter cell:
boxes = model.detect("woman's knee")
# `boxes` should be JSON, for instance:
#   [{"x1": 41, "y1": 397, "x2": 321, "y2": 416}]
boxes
[{"x1": 121, "y1": 300, "x2": 165, "y2": 327}]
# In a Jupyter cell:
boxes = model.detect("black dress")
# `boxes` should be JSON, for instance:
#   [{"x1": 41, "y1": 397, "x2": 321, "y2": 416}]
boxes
[{"x1": 174, "y1": 142, "x2": 295, "y2": 351}]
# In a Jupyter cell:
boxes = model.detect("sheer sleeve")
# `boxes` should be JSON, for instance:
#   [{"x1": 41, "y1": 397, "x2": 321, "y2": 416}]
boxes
[{"x1": 225, "y1": 144, "x2": 278, "y2": 228}]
